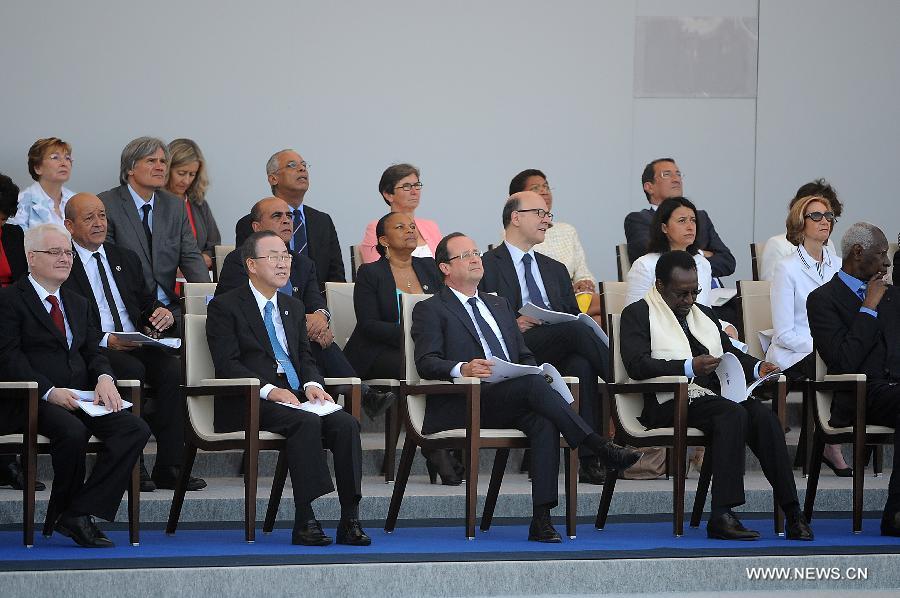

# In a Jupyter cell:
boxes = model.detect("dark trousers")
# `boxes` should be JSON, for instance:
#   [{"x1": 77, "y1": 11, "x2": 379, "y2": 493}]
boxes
[
  {"x1": 259, "y1": 400, "x2": 362, "y2": 514},
  {"x1": 646, "y1": 396, "x2": 798, "y2": 510},
  {"x1": 864, "y1": 382, "x2": 900, "y2": 509},
  {"x1": 36, "y1": 401, "x2": 149, "y2": 521},
  {"x1": 311, "y1": 342, "x2": 357, "y2": 378},
  {"x1": 104, "y1": 347, "x2": 184, "y2": 469},
  {"x1": 481, "y1": 374, "x2": 594, "y2": 506},
  {"x1": 524, "y1": 320, "x2": 608, "y2": 455}
]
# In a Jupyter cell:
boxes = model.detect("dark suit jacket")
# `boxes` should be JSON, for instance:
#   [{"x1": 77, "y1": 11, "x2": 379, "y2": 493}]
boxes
[
  {"x1": 206, "y1": 284, "x2": 324, "y2": 432},
  {"x1": 343, "y1": 256, "x2": 442, "y2": 375},
  {"x1": 235, "y1": 204, "x2": 345, "y2": 292},
  {"x1": 624, "y1": 207, "x2": 736, "y2": 278},
  {"x1": 214, "y1": 247, "x2": 326, "y2": 315},
  {"x1": 187, "y1": 199, "x2": 222, "y2": 258},
  {"x1": 63, "y1": 243, "x2": 169, "y2": 335},
  {"x1": 619, "y1": 298, "x2": 758, "y2": 427},
  {"x1": 478, "y1": 242, "x2": 580, "y2": 315},
  {"x1": 0, "y1": 223, "x2": 27, "y2": 283},
  {"x1": 98, "y1": 184, "x2": 209, "y2": 302},
  {"x1": 0, "y1": 277, "x2": 115, "y2": 408},
  {"x1": 807, "y1": 274, "x2": 900, "y2": 424},
  {"x1": 411, "y1": 285, "x2": 535, "y2": 433}
]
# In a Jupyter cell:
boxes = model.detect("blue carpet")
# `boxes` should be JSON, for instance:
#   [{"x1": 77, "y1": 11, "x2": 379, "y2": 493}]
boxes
[{"x1": 2, "y1": 518, "x2": 899, "y2": 571}]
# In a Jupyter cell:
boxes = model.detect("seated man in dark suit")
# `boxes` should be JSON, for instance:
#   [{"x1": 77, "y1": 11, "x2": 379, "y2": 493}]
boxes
[
  {"x1": 207, "y1": 231, "x2": 369, "y2": 546},
  {"x1": 234, "y1": 149, "x2": 344, "y2": 292},
  {"x1": 63, "y1": 193, "x2": 205, "y2": 492},
  {"x1": 0, "y1": 223, "x2": 150, "y2": 548},
  {"x1": 807, "y1": 222, "x2": 900, "y2": 536},
  {"x1": 620, "y1": 250, "x2": 812, "y2": 540},
  {"x1": 219, "y1": 197, "x2": 393, "y2": 418},
  {"x1": 625, "y1": 158, "x2": 735, "y2": 278},
  {"x1": 479, "y1": 191, "x2": 610, "y2": 484},
  {"x1": 412, "y1": 232, "x2": 640, "y2": 542}
]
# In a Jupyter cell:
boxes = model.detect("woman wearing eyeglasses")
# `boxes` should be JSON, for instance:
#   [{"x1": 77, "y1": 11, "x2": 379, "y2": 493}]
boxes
[
  {"x1": 358, "y1": 164, "x2": 443, "y2": 264},
  {"x1": 9, "y1": 137, "x2": 76, "y2": 230},
  {"x1": 767, "y1": 195, "x2": 850, "y2": 476}
]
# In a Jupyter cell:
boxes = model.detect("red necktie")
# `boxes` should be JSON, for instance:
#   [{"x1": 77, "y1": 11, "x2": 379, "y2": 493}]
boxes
[{"x1": 46, "y1": 295, "x2": 66, "y2": 336}]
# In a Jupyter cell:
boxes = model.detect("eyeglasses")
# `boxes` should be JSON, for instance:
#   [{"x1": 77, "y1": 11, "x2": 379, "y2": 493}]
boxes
[
  {"x1": 251, "y1": 254, "x2": 293, "y2": 265},
  {"x1": 32, "y1": 248, "x2": 74, "y2": 259},
  {"x1": 658, "y1": 170, "x2": 683, "y2": 180},
  {"x1": 394, "y1": 182, "x2": 423, "y2": 192},
  {"x1": 804, "y1": 211, "x2": 836, "y2": 223},
  {"x1": 515, "y1": 208, "x2": 554, "y2": 220},
  {"x1": 275, "y1": 160, "x2": 309, "y2": 173},
  {"x1": 447, "y1": 249, "x2": 482, "y2": 262},
  {"x1": 527, "y1": 183, "x2": 552, "y2": 193},
  {"x1": 671, "y1": 287, "x2": 702, "y2": 300}
]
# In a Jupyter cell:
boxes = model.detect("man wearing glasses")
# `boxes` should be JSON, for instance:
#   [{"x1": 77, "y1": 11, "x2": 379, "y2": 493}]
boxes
[
  {"x1": 480, "y1": 191, "x2": 612, "y2": 485},
  {"x1": 625, "y1": 158, "x2": 736, "y2": 279},
  {"x1": 0, "y1": 223, "x2": 150, "y2": 548},
  {"x1": 234, "y1": 149, "x2": 345, "y2": 292},
  {"x1": 207, "y1": 230, "x2": 369, "y2": 546}
]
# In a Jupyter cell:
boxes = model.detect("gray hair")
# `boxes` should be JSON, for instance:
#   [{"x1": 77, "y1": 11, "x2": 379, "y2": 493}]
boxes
[
  {"x1": 24, "y1": 223, "x2": 71, "y2": 253},
  {"x1": 119, "y1": 136, "x2": 169, "y2": 185},
  {"x1": 265, "y1": 149, "x2": 296, "y2": 193},
  {"x1": 840, "y1": 222, "x2": 885, "y2": 259}
]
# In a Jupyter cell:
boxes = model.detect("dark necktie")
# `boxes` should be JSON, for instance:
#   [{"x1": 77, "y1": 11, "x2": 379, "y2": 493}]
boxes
[
  {"x1": 94, "y1": 252, "x2": 124, "y2": 332},
  {"x1": 45, "y1": 295, "x2": 66, "y2": 336},
  {"x1": 141, "y1": 204, "x2": 153, "y2": 254},
  {"x1": 856, "y1": 285, "x2": 867, "y2": 301},
  {"x1": 467, "y1": 297, "x2": 508, "y2": 360},
  {"x1": 293, "y1": 209, "x2": 308, "y2": 256},
  {"x1": 521, "y1": 253, "x2": 549, "y2": 309}
]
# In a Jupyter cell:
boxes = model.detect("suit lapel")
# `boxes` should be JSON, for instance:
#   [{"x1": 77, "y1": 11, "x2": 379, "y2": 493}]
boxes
[
  {"x1": 478, "y1": 292, "x2": 517, "y2": 361},
  {"x1": 535, "y1": 253, "x2": 560, "y2": 310},
  {"x1": 117, "y1": 186, "x2": 151, "y2": 262},
  {"x1": 60, "y1": 287, "x2": 84, "y2": 350},
  {"x1": 494, "y1": 244, "x2": 524, "y2": 310},
  {"x1": 439, "y1": 286, "x2": 481, "y2": 346},
  {"x1": 18, "y1": 279, "x2": 68, "y2": 348},
  {"x1": 238, "y1": 286, "x2": 277, "y2": 360}
]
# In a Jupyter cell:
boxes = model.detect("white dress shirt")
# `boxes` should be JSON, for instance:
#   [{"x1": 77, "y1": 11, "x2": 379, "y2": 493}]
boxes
[
  {"x1": 760, "y1": 233, "x2": 836, "y2": 282},
  {"x1": 446, "y1": 287, "x2": 512, "y2": 378},
  {"x1": 504, "y1": 241, "x2": 551, "y2": 308},
  {"x1": 73, "y1": 242, "x2": 137, "y2": 347},
  {"x1": 248, "y1": 281, "x2": 322, "y2": 399},
  {"x1": 625, "y1": 251, "x2": 713, "y2": 308}
]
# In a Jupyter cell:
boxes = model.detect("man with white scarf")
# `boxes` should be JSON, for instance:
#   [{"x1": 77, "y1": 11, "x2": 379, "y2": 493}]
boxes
[{"x1": 619, "y1": 250, "x2": 813, "y2": 541}]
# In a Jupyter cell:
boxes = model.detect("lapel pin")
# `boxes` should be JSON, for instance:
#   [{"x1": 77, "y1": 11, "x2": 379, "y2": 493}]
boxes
[
  {"x1": 284, "y1": 310, "x2": 289, "y2": 316},
  {"x1": 423, "y1": 284, "x2": 429, "y2": 291},
  {"x1": 115, "y1": 265, "x2": 122, "y2": 271}
]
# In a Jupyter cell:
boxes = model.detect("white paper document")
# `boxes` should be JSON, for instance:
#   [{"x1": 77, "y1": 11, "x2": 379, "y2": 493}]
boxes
[
  {"x1": 67, "y1": 390, "x2": 133, "y2": 417},
  {"x1": 482, "y1": 359, "x2": 574, "y2": 404},
  {"x1": 709, "y1": 288, "x2": 738, "y2": 307},
  {"x1": 111, "y1": 332, "x2": 181, "y2": 350},
  {"x1": 276, "y1": 400, "x2": 344, "y2": 416},
  {"x1": 519, "y1": 302, "x2": 609, "y2": 347},
  {"x1": 714, "y1": 353, "x2": 780, "y2": 403}
]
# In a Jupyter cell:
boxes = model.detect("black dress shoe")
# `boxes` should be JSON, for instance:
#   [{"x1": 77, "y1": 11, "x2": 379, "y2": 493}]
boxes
[
  {"x1": 292, "y1": 519, "x2": 333, "y2": 546},
  {"x1": 707, "y1": 512, "x2": 760, "y2": 540},
  {"x1": 785, "y1": 511, "x2": 814, "y2": 541},
  {"x1": 139, "y1": 460, "x2": 156, "y2": 492},
  {"x1": 54, "y1": 513, "x2": 114, "y2": 548},
  {"x1": 881, "y1": 511, "x2": 900, "y2": 537},
  {"x1": 336, "y1": 518, "x2": 372, "y2": 546},
  {"x1": 578, "y1": 460, "x2": 606, "y2": 485},
  {"x1": 0, "y1": 460, "x2": 46, "y2": 491},
  {"x1": 361, "y1": 388, "x2": 396, "y2": 420},
  {"x1": 822, "y1": 455, "x2": 853, "y2": 477},
  {"x1": 152, "y1": 466, "x2": 207, "y2": 491},
  {"x1": 528, "y1": 513, "x2": 562, "y2": 543},
  {"x1": 591, "y1": 438, "x2": 642, "y2": 471}
]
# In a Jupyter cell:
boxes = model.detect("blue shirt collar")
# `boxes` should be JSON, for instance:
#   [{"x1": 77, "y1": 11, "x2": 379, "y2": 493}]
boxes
[
  {"x1": 503, "y1": 241, "x2": 535, "y2": 265},
  {"x1": 837, "y1": 269, "x2": 866, "y2": 295},
  {"x1": 127, "y1": 184, "x2": 155, "y2": 212}
]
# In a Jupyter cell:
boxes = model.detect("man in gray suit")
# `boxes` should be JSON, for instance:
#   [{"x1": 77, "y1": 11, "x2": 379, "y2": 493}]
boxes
[{"x1": 98, "y1": 137, "x2": 209, "y2": 307}]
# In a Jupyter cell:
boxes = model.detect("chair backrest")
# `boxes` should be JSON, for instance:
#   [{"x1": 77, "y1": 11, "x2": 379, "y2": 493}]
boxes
[
  {"x1": 183, "y1": 295, "x2": 210, "y2": 315},
  {"x1": 182, "y1": 314, "x2": 216, "y2": 436},
  {"x1": 325, "y1": 282, "x2": 356, "y2": 350},
  {"x1": 750, "y1": 241, "x2": 765, "y2": 281},
  {"x1": 736, "y1": 279, "x2": 772, "y2": 360},
  {"x1": 615, "y1": 243, "x2": 632, "y2": 282},
  {"x1": 608, "y1": 314, "x2": 646, "y2": 433},
  {"x1": 182, "y1": 282, "x2": 218, "y2": 298},
  {"x1": 888, "y1": 242, "x2": 899, "y2": 284},
  {"x1": 600, "y1": 281, "x2": 629, "y2": 324},
  {"x1": 401, "y1": 292, "x2": 432, "y2": 386},
  {"x1": 813, "y1": 350, "x2": 834, "y2": 429},
  {"x1": 214, "y1": 245, "x2": 235, "y2": 280},
  {"x1": 350, "y1": 244, "x2": 363, "y2": 282}
]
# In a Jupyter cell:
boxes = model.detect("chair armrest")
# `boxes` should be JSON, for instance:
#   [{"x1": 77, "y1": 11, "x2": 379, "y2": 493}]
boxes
[
  {"x1": 363, "y1": 378, "x2": 401, "y2": 387},
  {"x1": 824, "y1": 374, "x2": 867, "y2": 382},
  {"x1": 187, "y1": 378, "x2": 261, "y2": 398},
  {"x1": 115, "y1": 379, "x2": 141, "y2": 388},
  {"x1": 451, "y1": 377, "x2": 481, "y2": 385},
  {"x1": 323, "y1": 377, "x2": 362, "y2": 419},
  {"x1": 0, "y1": 382, "x2": 38, "y2": 389},
  {"x1": 561, "y1": 376, "x2": 579, "y2": 384},
  {"x1": 324, "y1": 377, "x2": 362, "y2": 385},
  {"x1": 612, "y1": 375, "x2": 688, "y2": 394},
  {"x1": 196, "y1": 378, "x2": 261, "y2": 387},
  {"x1": 635, "y1": 375, "x2": 689, "y2": 384}
]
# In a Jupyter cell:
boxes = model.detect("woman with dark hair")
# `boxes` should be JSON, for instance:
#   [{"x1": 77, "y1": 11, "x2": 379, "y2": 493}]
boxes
[
  {"x1": 10, "y1": 137, "x2": 76, "y2": 230},
  {"x1": 344, "y1": 213, "x2": 456, "y2": 484},
  {"x1": 165, "y1": 138, "x2": 221, "y2": 271},
  {"x1": 0, "y1": 174, "x2": 27, "y2": 287},
  {"x1": 358, "y1": 163, "x2": 442, "y2": 264}
]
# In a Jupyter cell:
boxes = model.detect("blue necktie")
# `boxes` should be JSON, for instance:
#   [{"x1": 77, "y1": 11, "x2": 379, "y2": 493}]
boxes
[
  {"x1": 857, "y1": 285, "x2": 867, "y2": 301},
  {"x1": 264, "y1": 301, "x2": 300, "y2": 390},
  {"x1": 292, "y1": 209, "x2": 308, "y2": 256},
  {"x1": 521, "y1": 253, "x2": 549, "y2": 309},
  {"x1": 467, "y1": 297, "x2": 508, "y2": 361}
]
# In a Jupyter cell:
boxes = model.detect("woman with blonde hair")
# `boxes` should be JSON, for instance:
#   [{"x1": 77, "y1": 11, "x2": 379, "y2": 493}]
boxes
[
  {"x1": 165, "y1": 138, "x2": 221, "y2": 270},
  {"x1": 10, "y1": 137, "x2": 76, "y2": 229}
]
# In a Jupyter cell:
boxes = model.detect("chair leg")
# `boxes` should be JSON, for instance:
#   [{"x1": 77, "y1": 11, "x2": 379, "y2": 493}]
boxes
[
  {"x1": 383, "y1": 401, "x2": 403, "y2": 483},
  {"x1": 690, "y1": 449, "x2": 713, "y2": 528},
  {"x1": 595, "y1": 469, "x2": 618, "y2": 530},
  {"x1": 165, "y1": 444, "x2": 198, "y2": 535},
  {"x1": 872, "y1": 445, "x2": 884, "y2": 477},
  {"x1": 23, "y1": 451, "x2": 36, "y2": 547},
  {"x1": 128, "y1": 452, "x2": 140, "y2": 546},
  {"x1": 803, "y1": 434, "x2": 825, "y2": 522},
  {"x1": 853, "y1": 441, "x2": 866, "y2": 533},
  {"x1": 565, "y1": 446, "x2": 578, "y2": 539},
  {"x1": 263, "y1": 450, "x2": 288, "y2": 533},
  {"x1": 465, "y1": 445, "x2": 479, "y2": 540},
  {"x1": 673, "y1": 451, "x2": 687, "y2": 537},
  {"x1": 384, "y1": 439, "x2": 417, "y2": 532},
  {"x1": 481, "y1": 449, "x2": 509, "y2": 532},
  {"x1": 244, "y1": 444, "x2": 258, "y2": 543}
]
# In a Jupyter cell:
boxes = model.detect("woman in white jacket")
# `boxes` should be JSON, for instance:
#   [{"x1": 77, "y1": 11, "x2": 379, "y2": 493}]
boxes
[{"x1": 766, "y1": 194, "x2": 850, "y2": 475}]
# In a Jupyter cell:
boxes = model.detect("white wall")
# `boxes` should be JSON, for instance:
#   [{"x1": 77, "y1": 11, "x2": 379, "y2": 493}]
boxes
[{"x1": 2, "y1": 1, "x2": 898, "y2": 281}]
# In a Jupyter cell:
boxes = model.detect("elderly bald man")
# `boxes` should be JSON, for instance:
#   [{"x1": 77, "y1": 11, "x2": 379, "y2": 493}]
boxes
[{"x1": 63, "y1": 193, "x2": 205, "y2": 492}]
